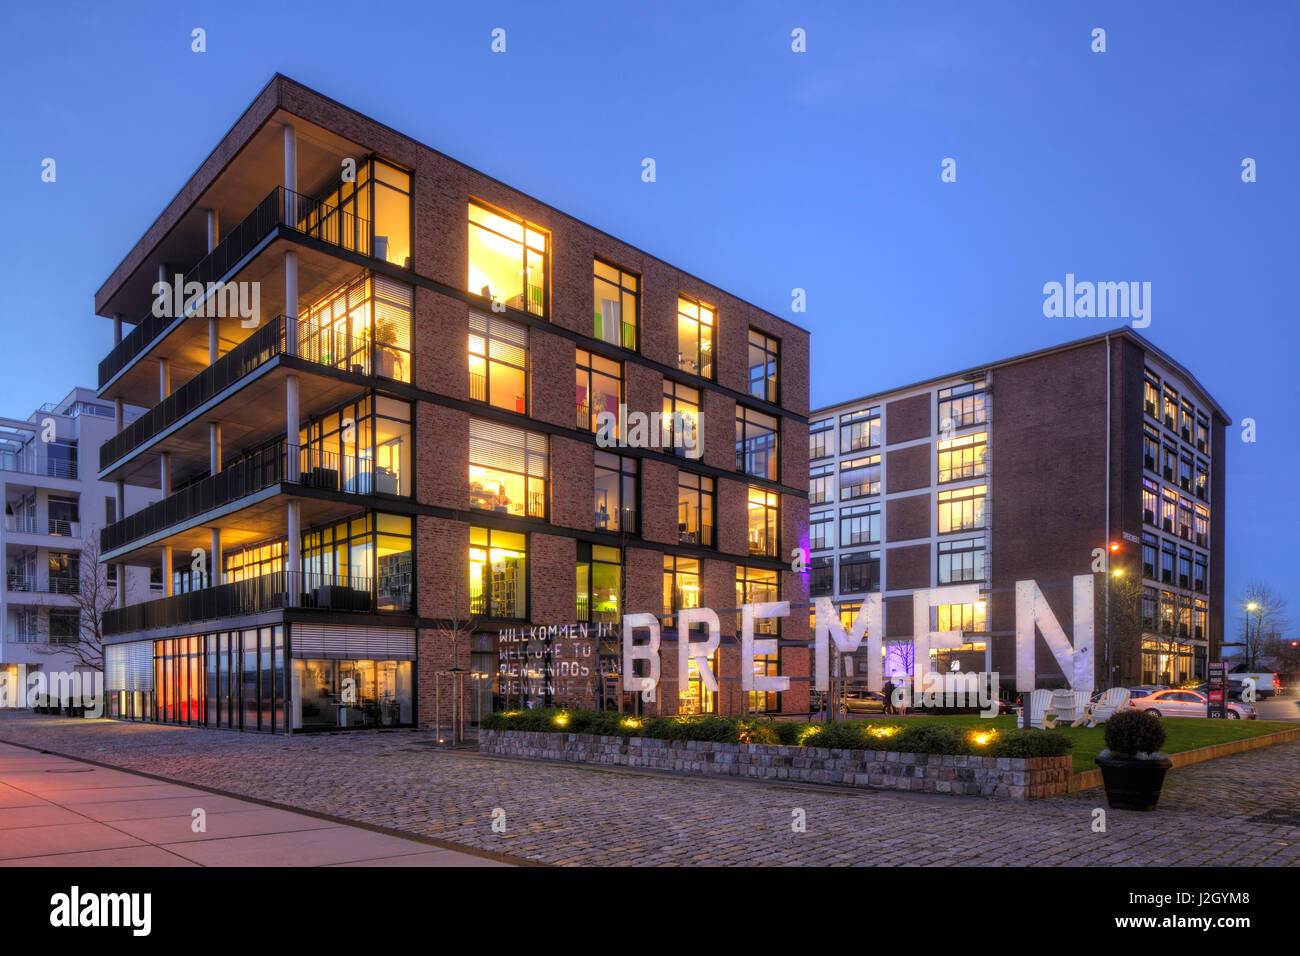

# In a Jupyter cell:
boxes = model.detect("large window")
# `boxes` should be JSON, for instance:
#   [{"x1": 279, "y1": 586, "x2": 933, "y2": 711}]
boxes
[
  {"x1": 1160, "y1": 488, "x2": 1177, "y2": 532},
  {"x1": 937, "y1": 432, "x2": 987, "y2": 482},
  {"x1": 1162, "y1": 386, "x2": 1178, "y2": 430},
  {"x1": 839, "y1": 503, "x2": 880, "y2": 547},
  {"x1": 839, "y1": 454, "x2": 881, "y2": 500},
  {"x1": 468, "y1": 201, "x2": 547, "y2": 316},
  {"x1": 810, "y1": 465, "x2": 834, "y2": 505},
  {"x1": 577, "y1": 543, "x2": 621, "y2": 624},
  {"x1": 1194, "y1": 505, "x2": 1209, "y2": 546},
  {"x1": 48, "y1": 609, "x2": 79, "y2": 644},
  {"x1": 1195, "y1": 414, "x2": 1210, "y2": 454},
  {"x1": 1194, "y1": 460, "x2": 1209, "y2": 500},
  {"x1": 577, "y1": 349, "x2": 622, "y2": 433},
  {"x1": 300, "y1": 157, "x2": 411, "y2": 268},
  {"x1": 747, "y1": 329, "x2": 779, "y2": 403},
  {"x1": 839, "y1": 551, "x2": 880, "y2": 593},
  {"x1": 936, "y1": 601, "x2": 985, "y2": 634},
  {"x1": 677, "y1": 471, "x2": 714, "y2": 546},
  {"x1": 937, "y1": 383, "x2": 987, "y2": 431},
  {"x1": 747, "y1": 487, "x2": 779, "y2": 557},
  {"x1": 469, "y1": 311, "x2": 529, "y2": 412},
  {"x1": 470, "y1": 527, "x2": 527, "y2": 619},
  {"x1": 810, "y1": 556, "x2": 834, "y2": 596},
  {"x1": 736, "y1": 567, "x2": 780, "y2": 713},
  {"x1": 298, "y1": 394, "x2": 412, "y2": 496},
  {"x1": 810, "y1": 511, "x2": 832, "y2": 552},
  {"x1": 1143, "y1": 429, "x2": 1159, "y2": 470},
  {"x1": 938, "y1": 537, "x2": 985, "y2": 584},
  {"x1": 594, "y1": 451, "x2": 637, "y2": 532},
  {"x1": 839, "y1": 408, "x2": 880, "y2": 453},
  {"x1": 663, "y1": 555, "x2": 701, "y2": 628},
  {"x1": 736, "y1": 406, "x2": 779, "y2": 479},
  {"x1": 809, "y1": 418, "x2": 832, "y2": 460},
  {"x1": 1193, "y1": 553, "x2": 1208, "y2": 593},
  {"x1": 300, "y1": 273, "x2": 413, "y2": 382},
  {"x1": 593, "y1": 259, "x2": 638, "y2": 349},
  {"x1": 662, "y1": 381, "x2": 703, "y2": 458},
  {"x1": 293, "y1": 656, "x2": 412, "y2": 730},
  {"x1": 1144, "y1": 373, "x2": 1160, "y2": 418},
  {"x1": 1142, "y1": 478, "x2": 1158, "y2": 524},
  {"x1": 469, "y1": 418, "x2": 547, "y2": 519},
  {"x1": 676, "y1": 296, "x2": 714, "y2": 378},
  {"x1": 938, "y1": 484, "x2": 986, "y2": 533},
  {"x1": 375, "y1": 514, "x2": 414, "y2": 612},
  {"x1": 299, "y1": 512, "x2": 413, "y2": 612}
]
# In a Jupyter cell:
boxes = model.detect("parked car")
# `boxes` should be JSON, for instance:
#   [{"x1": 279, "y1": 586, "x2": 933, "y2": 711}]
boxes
[
  {"x1": 1228, "y1": 671, "x2": 1281, "y2": 699},
  {"x1": 1191, "y1": 679, "x2": 1247, "y2": 701},
  {"x1": 1092, "y1": 686, "x2": 1163, "y2": 704},
  {"x1": 841, "y1": 690, "x2": 887, "y2": 714},
  {"x1": 1130, "y1": 688, "x2": 1256, "y2": 720}
]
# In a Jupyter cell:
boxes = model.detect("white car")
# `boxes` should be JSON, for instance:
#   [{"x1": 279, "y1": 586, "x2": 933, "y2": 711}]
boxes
[{"x1": 1130, "y1": 688, "x2": 1256, "y2": 720}]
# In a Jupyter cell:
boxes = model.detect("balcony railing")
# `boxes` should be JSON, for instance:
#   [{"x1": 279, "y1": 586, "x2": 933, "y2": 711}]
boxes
[
  {"x1": 47, "y1": 519, "x2": 81, "y2": 538},
  {"x1": 100, "y1": 443, "x2": 373, "y2": 555},
  {"x1": 102, "y1": 570, "x2": 376, "y2": 636},
  {"x1": 98, "y1": 186, "x2": 373, "y2": 387},
  {"x1": 0, "y1": 454, "x2": 77, "y2": 480},
  {"x1": 5, "y1": 575, "x2": 80, "y2": 595}
]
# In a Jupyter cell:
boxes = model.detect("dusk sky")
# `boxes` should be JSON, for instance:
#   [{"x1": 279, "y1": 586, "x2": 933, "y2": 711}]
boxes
[{"x1": 2, "y1": 0, "x2": 1296, "y2": 639}]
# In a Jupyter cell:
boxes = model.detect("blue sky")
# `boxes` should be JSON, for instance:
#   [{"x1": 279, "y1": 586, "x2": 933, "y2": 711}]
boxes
[{"x1": 1, "y1": 0, "x2": 1296, "y2": 638}]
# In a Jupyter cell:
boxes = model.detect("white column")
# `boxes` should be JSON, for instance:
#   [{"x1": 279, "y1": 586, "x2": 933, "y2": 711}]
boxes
[
  {"x1": 283, "y1": 122, "x2": 297, "y2": 196},
  {"x1": 161, "y1": 546, "x2": 173, "y2": 597},
  {"x1": 209, "y1": 317, "x2": 219, "y2": 364},
  {"x1": 158, "y1": 358, "x2": 170, "y2": 398},
  {"x1": 286, "y1": 499, "x2": 301, "y2": 607},
  {"x1": 286, "y1": 374, "x2": 300, "y2": 482},
  {"x1": 209, "y1": 423, "x2": 221, "y2": 476},
  {"x1": 284, "y1": 251, "x2": 298, "y2": 357},
  {"x1": 159, "y1": 451, "x2": 171, "y2": 495},
  {"x1": 206, "y1": 208, "x2": 220, "y2": 253},
  {"x1": 114, "y1": 398, "x2": 123, "y2": 434},
  {"x1": 115, "y1": 479, "x2": 126, "y2": 610},
  {"x1": 116, "y1": 563, "x2": 125, "y2": 609},
  {"x1": 113, "y1": 313, "x2": 122, "y2": 347},
  {"x1": 210, "y1": 528, "x2": 221, "y2": 588}
]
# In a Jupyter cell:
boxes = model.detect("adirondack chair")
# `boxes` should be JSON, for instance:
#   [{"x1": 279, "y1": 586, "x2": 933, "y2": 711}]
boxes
[
  {"x1": 1028, "y1": 688, "x2": 1056, "y2": 729},
  {"x1": 1069, "y1": 690, "x2": 1093, "y2": 727},
  {"x1": 1088, "y1": 687, "x2": 1130, "y2": 725},
  {"x1": 1050, "y1": 689, "x2": 1077, "y2": 724}
]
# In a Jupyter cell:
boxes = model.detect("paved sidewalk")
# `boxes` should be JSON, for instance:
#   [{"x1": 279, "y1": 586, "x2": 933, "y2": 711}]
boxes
[
  {"x1": 0, "y1": 742, "x2": 510, "y2": 867},
  {"x1": 1, "y1": 713, "x2": 1296, "y2": 866}
]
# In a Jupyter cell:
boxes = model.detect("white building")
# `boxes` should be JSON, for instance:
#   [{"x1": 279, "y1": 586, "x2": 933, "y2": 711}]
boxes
[{"x1": 1, "y1": 387, "x2": 157, "y2": 706}]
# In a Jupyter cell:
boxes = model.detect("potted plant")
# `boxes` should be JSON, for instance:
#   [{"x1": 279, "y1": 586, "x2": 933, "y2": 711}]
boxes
[
  {"x1": 373, "y1": 317, "x2": 403, "y2": 378},
  {"x1": 1096, "y1": 708, "x2": 1173, "y2": 810}
]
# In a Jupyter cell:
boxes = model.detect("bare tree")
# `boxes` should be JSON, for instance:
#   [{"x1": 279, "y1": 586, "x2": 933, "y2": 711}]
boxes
[
  {"x1": 430, "y1": 566, "x2": 479, "y2": 740},
  {"x1": 1106, "y1": 571, "x2": 1147, "y2": 687},
  {"x1": 34, "y1": 525, "x2": 127, "y2": 672},
  {"x1": 1237, "y1": 582, "x2": 1289, "y2": 671}
]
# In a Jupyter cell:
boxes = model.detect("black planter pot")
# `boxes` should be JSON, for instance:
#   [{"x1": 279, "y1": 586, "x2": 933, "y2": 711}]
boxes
[{"x1": 1097, "y1": 754, "x2": 1174, "y2": 810}]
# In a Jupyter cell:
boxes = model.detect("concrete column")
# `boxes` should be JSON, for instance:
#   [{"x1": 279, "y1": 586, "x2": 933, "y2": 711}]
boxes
[
  {"x1": 161, "y1": 546, "x2": 173, "y2": 597},
  {"x1": 286, "y1": 374, "x2": 300, "y2": 482},
  {"x1": 283, "y1": 122, "x2": 297, "y2": 194},
  {"x1": 159, "y1": 451, "x2": 171, "y2": 496},
  {"x1": 114, "y1": 399, "x2": 124, "y2": 434},
  {"x1": 286, "y1": 499, "x2": 301, "y2": 606},
  {"x1": 209, "y1": 317, "x2": 219, "y2": 364},
  {"x1": 206, "y1": 208, "x2": 220, "y2": 253},
  {"x1": 114, "y1": 478, "x2": 126, "y2": 610},
  {"x1": 113, "y1": 313, "x2": 122, "y2": 347},
  {"x1": 210, "y1": 528, "x2": 221, "y2": 588},
  {"x1": 209, "y1": 423, "x2": 222, "y2": 476},
  {"x1": 158, "y1": 358, "x2": 170, "y2": 399},
  {"x1": 116, "y1": 564, "x2": 125, "y2": 609},
  {"x1": 115, "y1": 479, "x2": 125, "y2": 521},
  {"x1": 284, "y1": 250, "x2": 298, "y2": 357}
]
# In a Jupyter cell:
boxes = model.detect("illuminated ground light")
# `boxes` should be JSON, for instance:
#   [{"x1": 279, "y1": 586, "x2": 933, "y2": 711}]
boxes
[
  {"x1": 621, "y1": 718, "x2": 641, "y2": 729},
  {"x1": 554, "y1": 713, "x2": 570, "y2": 727},
  {"x1": 868, "y1": 725, "x2": 900, "y2": 738},
  {"x1": 796, "y1": 725, "x2": 821, "y2": 744},
  {"x1": 969, "y1": 730, "x2": 998, "y2": 746}
]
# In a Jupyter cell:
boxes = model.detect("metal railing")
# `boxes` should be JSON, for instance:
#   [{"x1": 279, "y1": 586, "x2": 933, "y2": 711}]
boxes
[
  {"x1": 98, "y1": 186, "x2": 372, "y2": 387},
  {"x1": 47, "y1": 519, "x2": 80, "y2": 538},
  {"x1": 0, "y1": 455, "x2": 77, "y2": 480},
  {"x1": 5, "y1": 575, "x2": 80, "y2": 595},
  {"x1": 4, "y1": 516, "x2": 38, "y2": 534},
  {"x1": 102, "y1": 570, "x2": 378, "y2": 636}
]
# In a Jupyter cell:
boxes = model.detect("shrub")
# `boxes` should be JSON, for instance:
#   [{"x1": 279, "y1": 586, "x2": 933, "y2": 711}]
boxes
[
  {"x1": 773, "y1": 721, "x2": 804, "y2": 746},
  {"x1": 987, "y1": 728, "x2": 1074, "y2": 758},
  {"x1": 891, "y1": 723, "x2": 967, "y2": 755},
  {"x1": 801, "y1": 721, "x2": 870, "y2": 750},
  {"x1": 1104, "y1": 708, "x2": 1167, "y2": 757}
]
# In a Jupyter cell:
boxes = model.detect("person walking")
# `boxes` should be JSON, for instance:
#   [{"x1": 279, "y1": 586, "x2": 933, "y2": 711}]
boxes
[{"x1": 882, "y1": 677, "x2": 895, "y2": 715}]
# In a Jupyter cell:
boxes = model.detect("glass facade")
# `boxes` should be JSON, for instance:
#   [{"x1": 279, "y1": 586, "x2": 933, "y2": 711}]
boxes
[{"x1": 292, "y1": 658, "x2": 413, "y2": 730}]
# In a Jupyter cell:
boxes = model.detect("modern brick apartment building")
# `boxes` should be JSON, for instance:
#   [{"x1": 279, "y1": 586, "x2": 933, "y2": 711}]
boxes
[
  {"x1": 93, "y1": 74, "x2": 809, "y2": 732},
  {"x1": 810, "y1": 330, "x2": 1227, "y2": 691}
]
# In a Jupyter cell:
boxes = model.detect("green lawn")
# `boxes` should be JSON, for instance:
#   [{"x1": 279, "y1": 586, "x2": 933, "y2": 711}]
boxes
[{"x1": 846, "y1": 714, "x2": 1296, "y2": 773}]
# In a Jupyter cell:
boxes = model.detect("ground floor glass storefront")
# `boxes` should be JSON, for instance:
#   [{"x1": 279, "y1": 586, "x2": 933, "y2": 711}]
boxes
[{"x1": 292, "y1": 658, "x2": 412, "y2": 729}]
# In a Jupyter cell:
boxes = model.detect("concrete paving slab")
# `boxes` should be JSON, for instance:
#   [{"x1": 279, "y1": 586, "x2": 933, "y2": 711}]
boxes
[
  {"x1": 158, "y1": 825, "x2": 441, "y2": 867},
  {"x1": 0, "y1": 821, "x2": 145, "y2": 860}
]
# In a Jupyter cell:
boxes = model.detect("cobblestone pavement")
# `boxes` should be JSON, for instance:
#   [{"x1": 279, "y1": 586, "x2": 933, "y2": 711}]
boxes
[{"x1": 1, "y1": 713, "x2": 1296, "y2": 866}]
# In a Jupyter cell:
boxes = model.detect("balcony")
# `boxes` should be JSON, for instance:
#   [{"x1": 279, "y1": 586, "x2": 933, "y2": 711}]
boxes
[
  {"x1": 0, "y1": 453, "x2": 77, "y2": 481},
  {"x1": 102, "y1": 570, "x2": 377, "y2": 637},
  {"x1": 6, "y1": 575, "x2": 79, "y2": 595},
  {"x1": 3, "y1": 515, "x2": 83, "y2": 539},
  {"x1": 99, "y1": 186, "x2": 372, "y2": 389}
]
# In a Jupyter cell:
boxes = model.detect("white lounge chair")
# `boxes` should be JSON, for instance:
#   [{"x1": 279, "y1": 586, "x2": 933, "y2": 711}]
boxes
[
  {"x1": 1069, "y1": 690, "x2": 1092, "y2": 727},
  {"x1": 1050, "y1": 689, "x2": 1077, "y2": 724},
  {"x1": 1028, "y1": 688, "x2": 1056, "y2": 729},
  {"x1": 1088, "y1": 687, "x2": 1130, "y2": 725}
]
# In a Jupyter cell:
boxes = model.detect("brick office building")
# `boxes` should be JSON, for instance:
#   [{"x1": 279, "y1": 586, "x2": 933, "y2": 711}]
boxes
[
  {"x1": 810, "y1": 329, "x2": 1227, "y2": 691},
  {"x1": 93, "y1": 74, "x2": 809, "y2": 732}
]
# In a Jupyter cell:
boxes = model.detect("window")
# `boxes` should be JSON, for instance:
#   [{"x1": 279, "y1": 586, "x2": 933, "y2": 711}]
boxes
[
  {"x1": 1178, "y1": 454, "x2": 1193, "y2": 492},
  {"x1": 1143, "y1": 430, "x2": 1159, "y2": 470},
  {"x1": 1143, "y1": 373, "x2": 1160, "y2": 417},
  {"x1": 468, "y1": 201, "x2": 547, "y2": 316},
  {"x1": 938, "y1": 484, "x2": 986, "y2": 533},
  {"x1": 49, "y1": 609, "x2": 79, "y2": 644},
  {"x1": 47, "y1": 495, "x2": 79, "y2": 536},
  {"x1": 298, "y1": 513, "x2": 412, "y2": 612},
  {"x1": 1160, "y1": 542, "x2": 1176, "y2": 584},
  {"x1": 809, "y1": 419, "x2": 832, "y2": 460},
  {"x1": 1162, "y1": 386, "x2": 1178, "y2": 430},
  {"x1": 470, "y1": 527, "x2": 527, "y2": 619},
  {"x1": 375, "y1": 514, "x2": 414, "y2": 612},
  {"x1": 469, "y1": 419, "x2": 547, "y2": 519},
  {"x1": 105, "y1": 496, "x2": 117, "y2": 524},
  {"x1": 736, "y1": 567, "x2": 781, "y2": 713},
  {"x1": 936, "y1": 601, "x2": 985, "y2": 634},
  {"x1": 1195, "y1": 414, "x2": 1210, "y2": 454},
  {"x1": 676, "y1": 296, "x2": 714, "y2": 378},
  {"x1": 300, "y1": 157, "x2": 412, "y2": 268},
  {"x1": 1178, "y1": 548, "x2": 1192, "y2": 589},
  {"x1": 592, "y1": 259, "x2": 638, "y2": 349},
  {"x1": 577, "y1": 543, "x2": 621, "y2": 624},
  {"x1": 1194, "y1": 505, "x2": 1209, "y2": 546},
  {"x1": 1180, "y1": 400, "x2": 1194, "y2": 441},
  {"x1": 297, "y1": 394, "x2": 412, "y2": 497},
  {"x1": 663, "y1": 555, "x2": 701, "y2": 628},
  {"x1": 937, "y1": 383, "x2": 987, "y2": 431},
  {"x1": 839, "y1": 503, "x2": 880, "y2": 547},
  {"x1": 576, "y1": 349, "x2": 622, "y2": 433},
  {"x1": 1142, "y1": 478, "x2": 1158, "y2": 524},
  {"x1": 809, "y1": 556, "x2": 834, "y2": 596},
  {"x1": 810, "y1": 465, "x2": 834, "y2": 505},
  {"x1": 47, "y1": 552, "x2": 79, "y2": 593},
  {"x1": 469, "y1": 311, "x2": 529, "y2": 412},
  {"x1": 594, "y1": 451, "x2": 637, "y2": 533},
  {"x1": 810, "y1": 511, "x2": 832, "y2": 552},
  {"x1": 736, "y1": 406, "x2": 779, "y2": 479},
  {"x1": 839, "y1": 551, "x2": 880, "y2": 593},
  {"x1": 1142, "y1": 533, "x2": 1157, "y2": 577},
  {"x1": 1194, "y1": 460, "x2": 1209, "y2": 500},
  {"x1": 1193, "y1": 553, "x2": 1207, "y2": 593},
  {"x1": 1178, "y1": 496, "x2": 1193, "y2": 540},
  {"x1": 839, "y1": 455, "x2": 881, "y2": 500},
  {"x1": 677, "y1": 472, "x2": 714, "y2": 546},
  {"x1": 937, "y1": 432, "x2": 987, "y2": 482},
  {"x1": 662, "y1": 381, "x2": 703, "y2": 458},
  {"x1": 1160, "y1": 488, "x2": 1177, "y2": 532},
  {"x1": 299, "y1": 273, "x2": 413, "y2": 382},
  {"x1": 747, "y1": 487, "x2": 779, "y2": 557},
  {"x1": 747, "y1": 329, "x2": 779, "y2": 402},
  {"x1": 1141, "y1": 587, "x2": 1157, "y2": 627},
  {"x1": 938, "y1": 537, "x2": 985, "y2": 584},
  {"x1": 1162, "y1": 443, "x2": 1177, "y2": 481},
  {"x1": 839, "y1": 408, "x2": 880, "y2": 453},
  {"x1": 1158, "y1": 590, "x2": 1176, "y2": 634},
  {"x1": 1193, "y1": 600, "x2": 1207, "y2": 640}
]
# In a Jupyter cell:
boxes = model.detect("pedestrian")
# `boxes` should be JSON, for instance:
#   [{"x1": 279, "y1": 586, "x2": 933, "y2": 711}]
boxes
[{"x1": 882, "y1": 677, "x2": 895, "y2": 714}]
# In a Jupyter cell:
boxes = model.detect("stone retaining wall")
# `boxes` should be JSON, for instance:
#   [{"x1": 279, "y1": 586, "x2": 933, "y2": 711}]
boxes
[{"x1": 479, "y1": 730, "x2": 1072, "y2": 800}]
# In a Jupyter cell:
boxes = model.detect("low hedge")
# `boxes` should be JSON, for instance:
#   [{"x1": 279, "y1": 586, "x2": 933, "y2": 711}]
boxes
[{"x1": 479, "y1": 709, "x2": 1071, "y2": 758}]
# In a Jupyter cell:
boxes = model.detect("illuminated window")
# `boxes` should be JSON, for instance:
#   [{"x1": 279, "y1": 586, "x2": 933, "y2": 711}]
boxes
[
  {"x1": 1143, "y1": 372, "x2": 1160, "y2": 418},
  {"x1": 1162, "y1": 386, "x2": 1178, "y2": 430},
  {"x1": 1195, "y1": 414, "x2": 1210, "y2": 454},
  {"x1": 1193, "y1": 599, "x2": 1207, "y2": 640},
  {"x1": 1194, "y1": 460, "x2": 1209, "y2": 500},
  {"x1": 593, "y1": 259, "x2": 638, "y2": 349},
  {"x1": 676, "y1": 296, "x2": 714, "y2": 378},
  {"x1": 677, "y1": 471, "x2": 714, "y2": 546},
  {"x1": 1143, "y1": 429, "x2": 1159, "y2": 470},
  {"x1": 747, "y1": 487, "x2": 779, "y2": 557},
  {"x1": 937, "y1": 432, "x2": 987, "y2": 483},
  {"x1": 577, "y1": 349, "x2": 622, "y2": 433},
  {"x1": 468, "y1": 201, "x2": 547, "y2": 316},
  {"x1": 938, "y1": 537, "x2": 985, "y2": 584},
  {"x1": 938, "y1": 484, "x2": 986, "y2": 533},
  {"x1": 577, "y1": 544, "x2": 621, "y2": 624},
  {"x1": 595, "y1": 451, "x2": 637, "y2": 533},
  {"x1": 1178, "y1": 496, "x2": 1193, "y2": 540},
  {"x1": 298, "y1": 157, "x2": 411, "y2": 268},
  {"x1": 1179, "y1": 400, "x2": 1194, "y2": 441},
  {"x1": 747, "y1": 329, "x2": 779, "y2": 402},
  {"x1": 736, "y1": 406, "x2": 778, "y2": 479},
  {"x1": 839, "y1": 503, "x2": 880, "y2": 547},
  {"x1": 663, "y1": 381, "x2": 703, "y2": 457},
  {"x1": 663, "y1": 555, "x2": 701, "y2": 627},
  {"x1": 300, "y1": 274, "x2": 412, "y2": 382},
  {"x1": 810, "y1": 511, "x2": 832, "y2": 552},
  {"x1": 1160, "y1": 488, "x2": 1177, "y2": 532},
  {"x1": 1142, "y1": 478, "x2": 1158, "y2": 524},
  {"x1": 936, "y1": 601, "x2": 985, "y2": 634},
  {"x1": 938, "y1": 383, "x2": 987, "y2": 431},
  {"x1": 470, "y1": 527, "x2": 527, "y2": 619},
  {"x1": 298, "y1": 394, "x2": 411, "y2": 496},
  {"x1": 839, "y1": 455, "x2": 880, "y2": 500},
  {"x1": 810, "y1": 464, "x2": 834, "y2": 504},
  {"x1": 1194, "y1": 505, "x2": 1209, "y2": 546},
  {"x1": 736, "y1": 566, "x2": 780, "y2": 713},
  {"x1": 839, "y1": 408, "x2": 880, "y2": 453},
  {"x1": 469, "y1": 311, "x2": 528, "y2": 412},
  {"x1": 809, "y1": 418, "x2": 832, "y2": 460},
  {"x1": 468, "y1": 418, "x2": 547, "y2": 519}
]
